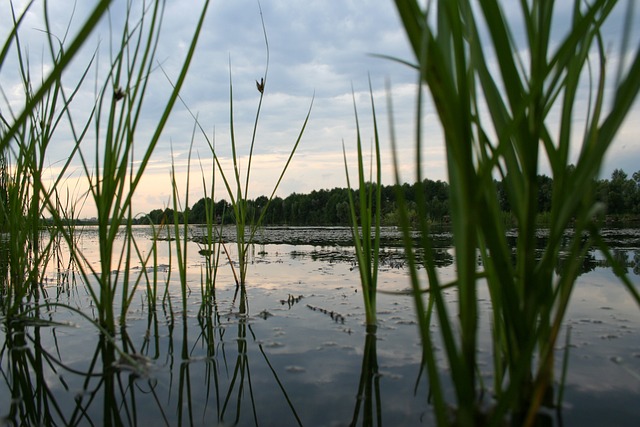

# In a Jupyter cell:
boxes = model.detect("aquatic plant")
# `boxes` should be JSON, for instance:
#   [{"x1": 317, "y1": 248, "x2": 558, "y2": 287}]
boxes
[
  {"x1": 0, "y1": 0, "x2": 100, "y2": 316},
  {"x1": 390, "y1": 0, "x2": 640, "y2": 425},
  {"x1": 0, "y1": 140, "x2": 47, "y2": 315},
  {"x1": 350, "y1": 328, "x2": 382, "y2": 426},
  {"x1": 64, "y1": 1, "x2": 208, "y2": 334},
  {"x1": 135, "y1": 219, "x2": 167, "y2": 314},
  {"x1": 169, "y1": 127, "x2": 198, "y2": 325},
  {"x1": 169, "y1": 2, "x2": 312, "y2": 287},
  {"x1": 1, "y1": 1, "x2": 301, "y2": 425},
  {"x1": 0, "y1": 0, "x2": 113, "y2": 153},
  {"x1": 195, "y1": 156, "x2": 224, "y2": 307},
  {"x1": 205, "y1": 4, "x2": 312, "y2": 286},
  {"x1": 343, "y1": 81, "x2": 382, "y2": 328},
  {"x1": 1, "y1": 0, "x2": 210, "y2": 339}
]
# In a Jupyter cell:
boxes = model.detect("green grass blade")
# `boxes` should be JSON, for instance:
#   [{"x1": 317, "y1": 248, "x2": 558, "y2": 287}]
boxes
[{"x1": 1, "y1": 0, "x2": 114, "y2": 152}]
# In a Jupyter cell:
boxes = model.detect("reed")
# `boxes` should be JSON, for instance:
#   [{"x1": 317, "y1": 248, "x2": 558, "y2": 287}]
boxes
[
  {"x1": 0, "y1": 50, "x2": 77, "y2": 317},
  {"x1": 1, "y1": 1, "x2": 113, "y2": 154},
  {"x1": 2, "y1": 321, "x2": 63, "y2": 425},
  {"x1": 0, "y1": 0, "x2": 99, "y2": 315},
  {"x1": 343, "y1": 80, "x2": 382, "y2": 328},
  {"x1": 196, "y1": 156, "x2": 223, "y2": 304},
  {"x1": 61, "y1": 0, "x2": 208, "y2": 334},
  {"x1": 1, "y1": 1, "x2": 308, "y2": 424},
  {"x1": 220, "y1": 286, "x2": 254, "y2": 425},
  {"x1": 169, "y1": 129, "x2": 198, "y2": 322},
  {"x1": 0, "y1": 146, "x2": 37, "y2": 314},
  {"x1": 0, "y1": 301, "x2": 164, "y2": 425},
  {"x1": 134, "y1": 220, "x2": 164, "y2": 313},
  {"x1": 1, "y1": 0, "x2": 210, "y2": 343},
  {"x1": 390, "y1": 0, "x2": 640, "y2": 425},
  {"x1": 196, "y1": 4, "x2": 312, "y2": 286},
  {"x1": 350, "y1": 328, "x2": 382, "y2": 426}
]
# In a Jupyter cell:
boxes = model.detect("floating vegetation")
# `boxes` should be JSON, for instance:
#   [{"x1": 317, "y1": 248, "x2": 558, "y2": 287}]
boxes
[
  {"x1": 257, "y1": 309, "x2": 273, "y2": 319},
  {"x1": 198, "y1": 248, "x2": 215, "y2": 256},
  {"x1": 306, "y1": 304, "x2": 346, "y2": 324},
  {"x1": 112, "y1": 353, "x2": 154, "y2": 378},
  {"x1": 152, "y1": 236, "x2": 176, "y2": 242},
  {"x1": 280, "y1": 294, "x2": 304, "y2": 308}
]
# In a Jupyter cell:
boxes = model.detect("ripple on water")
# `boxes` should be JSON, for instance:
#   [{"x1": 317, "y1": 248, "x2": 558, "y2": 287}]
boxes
[{"x1": 285, "y1": 365, "x2": 306, "y2": 373}]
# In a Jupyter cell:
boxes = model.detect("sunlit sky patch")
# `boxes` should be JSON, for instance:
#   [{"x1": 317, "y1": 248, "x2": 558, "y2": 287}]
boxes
[{"x1": 1, "y1": 0, "x2": 639, "y2": 218}]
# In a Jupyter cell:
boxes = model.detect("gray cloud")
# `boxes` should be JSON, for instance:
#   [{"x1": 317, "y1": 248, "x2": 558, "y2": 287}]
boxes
[{"x1": 2, "y1": 0, "x2": 639, "y2": 216}]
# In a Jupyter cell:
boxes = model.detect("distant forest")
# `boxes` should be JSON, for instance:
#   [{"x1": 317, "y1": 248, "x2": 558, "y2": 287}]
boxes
[{"x1": 136, "y1": 168, "x2": 640, "y2": 226}]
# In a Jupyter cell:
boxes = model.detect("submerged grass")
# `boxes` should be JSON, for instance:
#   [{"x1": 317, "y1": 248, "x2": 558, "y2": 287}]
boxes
[{"x1": 390, "y1": 0, "x2": 640, "y2": 425}]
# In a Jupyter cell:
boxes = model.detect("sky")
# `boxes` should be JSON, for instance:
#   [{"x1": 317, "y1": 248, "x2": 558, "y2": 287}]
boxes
[{"x1": 2, "y1": 0, "x2": 640, "y2": 219}]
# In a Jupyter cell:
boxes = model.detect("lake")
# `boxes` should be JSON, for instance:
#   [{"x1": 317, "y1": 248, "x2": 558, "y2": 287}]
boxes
[{"x1": 1, "y1": 225, "x2": 639, "y2": 426}]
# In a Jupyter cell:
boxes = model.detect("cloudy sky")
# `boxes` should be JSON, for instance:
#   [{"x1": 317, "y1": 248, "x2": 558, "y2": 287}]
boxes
[{"x1": 2, "y1": 0, "x2": 640, "y2": 218}]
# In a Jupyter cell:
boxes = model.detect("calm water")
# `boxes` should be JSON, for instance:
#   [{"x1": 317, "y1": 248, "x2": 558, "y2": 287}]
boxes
[{"x1": 1, "y1": 226, "x2": 639, "y2": 426}]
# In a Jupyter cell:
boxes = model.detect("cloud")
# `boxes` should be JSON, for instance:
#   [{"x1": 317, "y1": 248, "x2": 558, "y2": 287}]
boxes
[{"x1": 2, "y1": 0, "x2": 639, "y2": 218}]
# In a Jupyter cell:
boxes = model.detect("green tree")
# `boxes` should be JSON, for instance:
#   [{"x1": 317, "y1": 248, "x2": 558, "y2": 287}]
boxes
[
  {"x1": 608, "y1": 169, "x2": 633, "y2": 214},
  {"x1": 189, "y1": 197, "x2": 214, "y2": 224},
  {"x1": 632, "y1": 171, "x2": 640, "y2": 214},
  {"x1": 537, "y1": 175, "x2": 553, "y2": 213},
  {"x1": 0, "y1": 153, "x2": 8, "y2": 233}
]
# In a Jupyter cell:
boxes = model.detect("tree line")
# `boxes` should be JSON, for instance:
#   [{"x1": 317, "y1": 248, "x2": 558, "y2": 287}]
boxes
[{"x1": 134, "y1": 168, "x2": 640, "y2": 227}]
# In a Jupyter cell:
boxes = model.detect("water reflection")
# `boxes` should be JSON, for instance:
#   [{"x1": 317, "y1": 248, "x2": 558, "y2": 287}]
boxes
[
  {"x1": 350, "y1": 325, "x2": 381, "y2": 427},
  {"x1": 604, "y1": 248, "x2": 640, "y2": 275},
  {"x1": 1, "y1": 287, "x2": 307, "y2": 426},
  {"x1": 226, "y1": 226, "x2": 640, "y2": 276},
  {"x1": 1, "y1": 226, "x2": 638, "y2": 426},
  {"x1": 1, "y1": 320, "x2": 163, "y2": 426}
]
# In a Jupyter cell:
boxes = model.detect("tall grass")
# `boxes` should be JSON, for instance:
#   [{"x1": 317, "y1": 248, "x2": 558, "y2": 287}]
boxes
[
  {"x1": 1, "y1": 0, "x2": 210, "y2": 341},
  {"x1": 350, "y1": 327, "x2": 382, "y2": 425},
  {"x1": 390, "y1": 0, "x2": 640, "y2": 425},
  {"x1": 60, "y1": 0, "x2": 208, "y2": 335},
  {"x1": 343, "y1": 80, "x2": 382, "y2": 328},
  {"x1": 195, "y1": 154, "x2": 223, "y2": 308},
  {"x1": 0, "y1": 0, "x2": 95, "y2": 317},
  {"x1": 169, "y1": 133, "x2": 197, "y2": 327},
  {"x1": 194, "y1": 5, "x2": 313, "y2": 286},
  {"x1": 1, "y1": 0, "x2": 114, "y2": 153},
  {"x1": 1, "y1": 1, "x2": 305, "y2": 425}
]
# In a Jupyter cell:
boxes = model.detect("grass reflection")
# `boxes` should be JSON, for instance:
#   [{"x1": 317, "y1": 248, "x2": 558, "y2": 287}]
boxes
[
  {"x1": 0, "y1": 229, "x2": 638, "y2": 425},
  {"x1": 215, "y1": 285, "x2": 302, "y2": 426},
  {"x1": 3, "y1": 322, "x2": 61, "y2": 425},
  {"x1": 1, "y1": 320, "x2": 167, "y2": 426},
  {"x1": 350, "y1": 325, "x2": 382, "y2": 427}
]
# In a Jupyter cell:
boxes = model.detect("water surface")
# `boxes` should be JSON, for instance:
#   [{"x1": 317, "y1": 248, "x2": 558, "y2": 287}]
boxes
[{"x1": 1, "y1": 226, "x2": 638, "y2": 426}]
